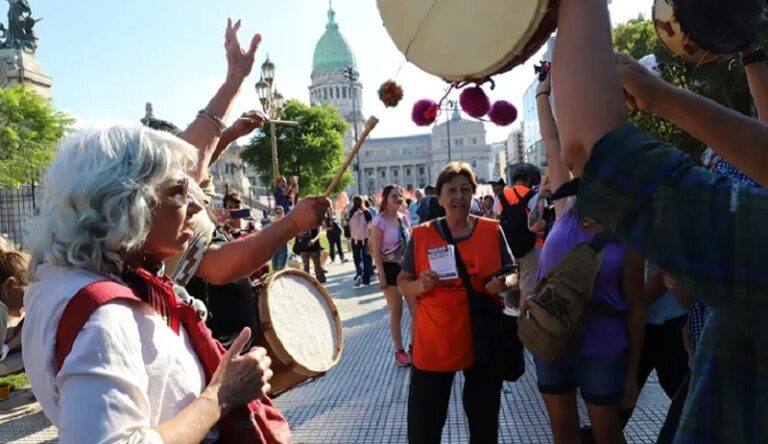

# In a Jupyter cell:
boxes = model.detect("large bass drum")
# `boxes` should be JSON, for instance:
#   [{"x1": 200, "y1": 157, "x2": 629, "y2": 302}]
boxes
[
  {"x1": 377, "y1": 0, "x2": 559, "y2": 83},
  {"x1": 254, "y1": 269, "x2": 343, "y2": 397}
]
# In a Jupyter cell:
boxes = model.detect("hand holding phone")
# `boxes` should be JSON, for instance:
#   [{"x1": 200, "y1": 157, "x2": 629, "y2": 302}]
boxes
[{"x1": 229, "y1": 208, "x2": 252, "y2": 220}]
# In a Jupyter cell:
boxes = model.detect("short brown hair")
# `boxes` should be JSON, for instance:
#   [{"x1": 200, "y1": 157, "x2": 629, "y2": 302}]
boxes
[
  {"x1": 0, "y1": 250, "x2": 30, "y2": 287},
  {"x1": 435, "y1": 162, "x2": 478, "y2": 196}
]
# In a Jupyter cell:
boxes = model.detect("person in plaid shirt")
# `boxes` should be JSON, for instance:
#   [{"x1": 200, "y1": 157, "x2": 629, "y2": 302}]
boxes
[{"x1": 551, "y1": 0, "x2": 768, "y2": 442}]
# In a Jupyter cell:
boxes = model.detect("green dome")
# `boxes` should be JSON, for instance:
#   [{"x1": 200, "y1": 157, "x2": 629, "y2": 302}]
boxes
[{"x1": 312, "y1": 6, "x2": 356, "y2": 73}]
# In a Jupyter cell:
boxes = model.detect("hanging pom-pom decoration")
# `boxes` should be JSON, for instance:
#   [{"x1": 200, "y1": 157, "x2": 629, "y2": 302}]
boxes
[
  {"x1": 459, "y1": 86, "x2": 490, "y2": 118},
  {"x1": 488, "y1": 100, "x2": 518, "y2": 126},
  {"x1": 412, "y1": 99, "x2": 438, "y2": 126},
  {"x1": 378, "y1": 80, "x2": 404, "y2": 108}
]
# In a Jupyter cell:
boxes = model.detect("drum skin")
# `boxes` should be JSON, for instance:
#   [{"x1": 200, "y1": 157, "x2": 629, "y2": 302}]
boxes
[
  {"x1": 652, "y1": 0, "x2": 732, "y2": 64},
  {"x1": 255, "y1": 269, "x2": 343, "y2": 396},
  {"x1": 377, "y1": 0, "x2": 558, "y2": 82}
]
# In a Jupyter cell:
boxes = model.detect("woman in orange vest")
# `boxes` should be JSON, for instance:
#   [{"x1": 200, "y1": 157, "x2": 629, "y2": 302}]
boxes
[{"x1": 397, "y1": 162, "x2": 518, "y2": 444}]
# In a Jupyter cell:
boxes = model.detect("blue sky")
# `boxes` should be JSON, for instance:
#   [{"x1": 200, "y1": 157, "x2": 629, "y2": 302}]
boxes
[{"x1": 25, "y1": 0, "x2": 646, "y2": 143}]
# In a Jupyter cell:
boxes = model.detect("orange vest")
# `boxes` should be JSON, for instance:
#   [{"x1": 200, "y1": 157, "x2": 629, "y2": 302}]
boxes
[
  {"x1": 412, "y1": 218, "x2": 502, "y2": 372},
  {"x1": 496, "y1": 184, "x2": 531, "y2": 216}
]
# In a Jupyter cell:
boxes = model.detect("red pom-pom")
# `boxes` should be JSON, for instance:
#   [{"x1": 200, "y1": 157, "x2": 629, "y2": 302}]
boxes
[
  {"x1": 488, "y1": 101, "x2": 518, "y2": 126},
  {"x1": 459, "y1": 86, "x2": 490, "y2": 118},
  {"x1": 412, "y1": 99, "x2": 438, "y2": 126}
]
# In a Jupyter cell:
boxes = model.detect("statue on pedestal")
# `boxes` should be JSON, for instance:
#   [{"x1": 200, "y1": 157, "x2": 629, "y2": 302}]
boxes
[{"x1": 2, "y1": 0, "x2": 40, "y2": 53}]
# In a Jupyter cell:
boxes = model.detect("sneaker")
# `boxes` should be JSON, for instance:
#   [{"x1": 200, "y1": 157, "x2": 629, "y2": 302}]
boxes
[
  {"x1": 354, "y1": 276, "x2": 363, "y2": 287},
  {"x1": 395, "y1": 350, "x2": 411, "y2": 367}
]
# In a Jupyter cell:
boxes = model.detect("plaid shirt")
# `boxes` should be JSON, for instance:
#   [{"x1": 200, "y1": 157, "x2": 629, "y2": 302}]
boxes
[{"x1": 576, "y1": 124, "x2": 768, "y2": 444}]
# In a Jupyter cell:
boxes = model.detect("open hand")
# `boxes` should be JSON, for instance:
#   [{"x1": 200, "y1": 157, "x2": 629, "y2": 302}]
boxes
[
  {"x1": 536, "y1": 68, "x2": 552, "y2": 96},
  {"x1": 225, "y1": 18, "x2": 261, "y2": 82}
]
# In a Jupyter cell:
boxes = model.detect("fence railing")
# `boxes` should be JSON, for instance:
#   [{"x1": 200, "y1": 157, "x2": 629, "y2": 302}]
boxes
[{"x1": 0, "y1": 182, "x2": 43, "y2": 250}]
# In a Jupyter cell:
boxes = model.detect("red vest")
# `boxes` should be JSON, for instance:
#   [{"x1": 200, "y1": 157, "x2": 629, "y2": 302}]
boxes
[{"x1": 412, "y1": 218, "x2": 502, "y2": 372}]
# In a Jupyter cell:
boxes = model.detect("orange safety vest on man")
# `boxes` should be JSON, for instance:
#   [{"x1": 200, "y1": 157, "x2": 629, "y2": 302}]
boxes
[
  {"x1": 495, "y1": 184, "x2": 532, "y2": 216},
  {"x1": 412, "y1": 218, "x2": 502, "y2": 372}
]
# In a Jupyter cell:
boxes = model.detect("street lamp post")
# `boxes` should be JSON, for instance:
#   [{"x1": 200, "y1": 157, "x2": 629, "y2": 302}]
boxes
[
  {"x1": 343, "y1": 66, "x2": 363, "y2": 195},
  {"x1": 442, "y1": 100, "x2": 458, "y2": 162},
  {"x1": 255, "y1": 56, "x2": 285, "y2": 185}
]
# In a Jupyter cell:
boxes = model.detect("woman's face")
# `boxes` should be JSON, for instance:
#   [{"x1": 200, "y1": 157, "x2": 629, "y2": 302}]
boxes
[
  {"x1": 438, "y1": 175, "x2": 474, "y2": 217},
  {"x1": 385, "y1": 188, "x2": 403, "y2": 212},
  {"x1": 141, "y1": 173, "x2": 203, "y2": 262},
  {"x1": 483, "y1": 196, "x2": 494, "y2": 210}
]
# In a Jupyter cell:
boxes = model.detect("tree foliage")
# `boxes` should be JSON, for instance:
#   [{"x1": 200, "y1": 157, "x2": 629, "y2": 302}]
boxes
[
  {"x1": 0, "y1": 85, "x2": 73, "y2": 187},
  {"x1": 612, "y1": 17, "x2": 757, "y2": 157},
  {"x1": 241, "y1": 99, "x2": 352, "y2": 197}
]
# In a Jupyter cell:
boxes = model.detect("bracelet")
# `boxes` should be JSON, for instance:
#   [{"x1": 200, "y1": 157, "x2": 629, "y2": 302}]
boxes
[
  {"x1": 741, "y1": 48, "x2": 767, "y2": 66},
  {"x1": 536, "y1": 92, "x2": 550, "y2": 99},
  {"x1": 197, "y1": 109, "x2": 226, "y2": 135}
]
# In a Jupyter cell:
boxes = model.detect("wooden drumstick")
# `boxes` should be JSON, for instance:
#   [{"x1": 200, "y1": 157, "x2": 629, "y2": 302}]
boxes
[{"x1": 323, "y1": 116, "x2": 379, "y2": 197}]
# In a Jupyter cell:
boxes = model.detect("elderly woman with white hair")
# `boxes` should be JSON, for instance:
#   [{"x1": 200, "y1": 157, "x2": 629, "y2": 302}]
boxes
[{"x1": 22, "y1": 124, "x2": 328, "y2": 443}]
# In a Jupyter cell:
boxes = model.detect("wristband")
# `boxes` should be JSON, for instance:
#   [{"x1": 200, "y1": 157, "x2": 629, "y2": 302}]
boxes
[
  {"x1": 742, "y1": 48, "x2": 767, "y2": 66},
  {"x1": 536, "y1": 92, "x2": 550, "y2": 99},
  {"x1": 197, "y1": 109, "x2": 226, "y2": 134}
]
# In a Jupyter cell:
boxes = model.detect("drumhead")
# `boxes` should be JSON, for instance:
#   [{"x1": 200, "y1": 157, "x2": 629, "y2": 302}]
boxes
[
  {"x1": 262, "y1": 269, "x2": 342, "y2": 373},
  {"x1": 378, "y1": 0, "x2": 557, "y2": 82},
  {"x1": 652, "y1": 0, "x2": 731, "y2": 64}
]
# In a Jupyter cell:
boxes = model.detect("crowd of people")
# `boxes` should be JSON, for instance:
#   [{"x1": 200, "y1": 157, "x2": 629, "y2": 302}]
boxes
[{"x1": 1, "y1": 1, "x2": 767, "y2": 443}]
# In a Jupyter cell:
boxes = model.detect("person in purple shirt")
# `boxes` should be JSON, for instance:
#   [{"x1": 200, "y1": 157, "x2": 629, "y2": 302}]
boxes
[{"x1": 531, "y1": 69, "x2": 645, "y2": 444}]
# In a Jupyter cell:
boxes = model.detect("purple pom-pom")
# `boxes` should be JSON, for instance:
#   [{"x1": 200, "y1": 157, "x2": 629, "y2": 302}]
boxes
[
  {"x1": 488, "y1": 100, "x2": 518, "y2": 126},
  {"x1": 412, "y1": 99, "x2": 438, "y2": 126},
  {"x1": 459, "y1": 86, "x2": 490, "y2": 118}
]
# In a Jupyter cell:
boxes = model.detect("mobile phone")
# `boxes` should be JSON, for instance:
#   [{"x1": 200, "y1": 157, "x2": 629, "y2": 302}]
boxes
[{"x1": 229, "y1": 208, "x2": 252, "y2": 220}]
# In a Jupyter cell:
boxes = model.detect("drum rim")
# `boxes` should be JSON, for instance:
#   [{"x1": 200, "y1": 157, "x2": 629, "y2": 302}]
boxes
[
  {"x1": 259, "y1": 268, "x2": 344, "y2": 375},
  {"x1": 652, "y1": 0, "x2": 732, "y2": 65},
  {"x1": 377, "y1": 0, "x2": 558, "y2": 83}
]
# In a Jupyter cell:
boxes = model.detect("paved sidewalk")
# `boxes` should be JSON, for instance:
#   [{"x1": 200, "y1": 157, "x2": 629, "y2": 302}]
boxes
[{"x1": 0, "y1": 260, "x2": 671, "y2": 443}]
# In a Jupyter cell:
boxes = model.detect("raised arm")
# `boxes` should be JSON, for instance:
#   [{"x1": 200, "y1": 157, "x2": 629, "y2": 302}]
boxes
[
  {"x1": 209, "y1": 110, "x2": 267, "y2": 164},
  {"x1": 536, "y1": 69, "x2": 572, "y2": 218},
  {"x1": 551, "y1": 0, "x2": 627, "y2": 176},
  {"x1": 181, "y1": 19, "x2": 261, "y2": 183},
  {"x1": 617, "y1": 53, "x2": 768, "y2": 186}
]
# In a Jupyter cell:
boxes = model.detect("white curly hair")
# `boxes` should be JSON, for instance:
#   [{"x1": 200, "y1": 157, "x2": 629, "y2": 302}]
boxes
[{"x1": 27, "y1": 123, "x2": 197, "y2": 276}]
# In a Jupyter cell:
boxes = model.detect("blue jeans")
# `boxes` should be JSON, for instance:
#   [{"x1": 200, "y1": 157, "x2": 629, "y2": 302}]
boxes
[
  {"x1": 271, "y1": 244, "x2": 289, "y2": 271},
  {"x1": 352, "y1": 239, "x2": 373, "y2": 285}
]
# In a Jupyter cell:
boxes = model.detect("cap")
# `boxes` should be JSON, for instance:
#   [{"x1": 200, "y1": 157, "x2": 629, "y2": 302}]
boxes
[{"x1": 224, "y1": 190, "x2": 242, "y2": 205}]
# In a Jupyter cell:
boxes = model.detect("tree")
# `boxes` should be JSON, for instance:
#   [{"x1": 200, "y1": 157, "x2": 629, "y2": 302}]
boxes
[
  {"x1": 241, "y1": 99, "x2": 352, "y2": 196},
  {"x1": 612, "y1": 17, "x2": 757, "y2": 157},
  {"x1": 0, "y1": 85, "x2": 73, "y2": 187}
]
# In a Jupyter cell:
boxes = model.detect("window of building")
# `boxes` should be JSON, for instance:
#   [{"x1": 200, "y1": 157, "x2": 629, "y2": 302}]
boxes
[
  {"x1": 471, "y1": 160, "x2": 478, "y2": 168},
  {"x1": 418, "y1": 166, "x2": 425, "y2": 175},
  {"x1": 364, "y1": 150, "x2": 373, "y2": 157},
  {"x1": 335, "y1": 86, "x2": 340, "y2": 98},
  {"x1": 367, "y1": 169, "x2": 373, "y2": 177},
  {"x1": 406, "y1": 168, "x2": 411, "y2": 176},
  {"x1": 323, "y1": 88, "x2": 328, "y2": 100},
  {"x1": 393, "y1": 169, "x2": 399, "y2": 177},
  {"x1": 342, "y1": 87, "x2": 347, "y2": 99},
  {"x1": 472, "y1": 138, "x2": 478, "y2": 145},
  {"x1": 419, "y1": 182, "x2": 426, "y2": 188},
  {"x1": 380, "y1": 170, "x2": 386, "y2": 178}
]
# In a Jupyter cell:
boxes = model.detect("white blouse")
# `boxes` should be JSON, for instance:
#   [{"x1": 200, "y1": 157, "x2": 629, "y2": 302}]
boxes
[{"x1": 22, "y1": 265, "x2": 212, "y2": 443}]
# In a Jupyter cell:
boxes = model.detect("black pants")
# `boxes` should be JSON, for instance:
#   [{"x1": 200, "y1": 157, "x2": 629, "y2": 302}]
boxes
[
  {"x1": 621, "y1": 315, "x2": 689, "y2": 441},
  {"x1": 408, "y1": 365, "x2": 502, "y2": 444},
  {"x1": 351, "y1": 239, "x2": 372, "y2": 284},
  {"x1": 327, "y1": 230, "x2": 345, "y2": 262}
]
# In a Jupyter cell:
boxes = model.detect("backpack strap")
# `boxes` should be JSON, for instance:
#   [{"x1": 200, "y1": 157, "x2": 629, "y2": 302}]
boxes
[
  {"x1": 56, "y1": 280, "x2": 143, "y2": 372},
  {"x1": 498, "y1": 189, "x2": 513, "y2": 215}
]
